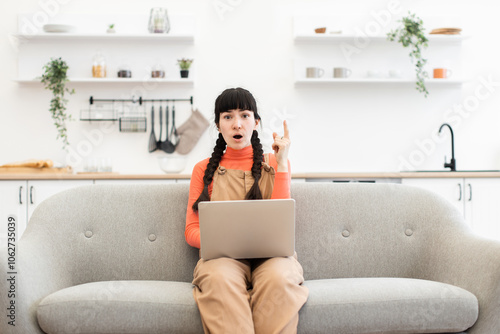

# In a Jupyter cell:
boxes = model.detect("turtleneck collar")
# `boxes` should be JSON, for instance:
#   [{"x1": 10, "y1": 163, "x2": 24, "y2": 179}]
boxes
[{"x1": 224, "y1": 145, "x2": 253, "y2": 160}]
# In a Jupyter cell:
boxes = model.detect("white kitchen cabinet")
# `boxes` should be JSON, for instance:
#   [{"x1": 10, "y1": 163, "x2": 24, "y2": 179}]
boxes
[
  {"x1": 0, "y1": 181, "x2": 28, "y2": 241},
  {"x1": 0, "y1": 180, "x2": 92, "y2": 238},
  {"x1": 402, "y1": 178, "x2": 464, "y2": 216},
  {"x1": 402, "y1": 178, "x2": 500, "y2": 240}
]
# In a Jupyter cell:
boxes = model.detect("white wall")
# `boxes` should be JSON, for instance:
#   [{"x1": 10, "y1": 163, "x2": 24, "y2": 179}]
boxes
[{"x1": 1, "y1": 0, "x2": 500, "y2": 174}]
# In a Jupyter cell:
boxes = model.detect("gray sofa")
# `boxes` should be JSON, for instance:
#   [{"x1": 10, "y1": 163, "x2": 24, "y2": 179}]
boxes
[{"x1": 3, "y1": 182, "x2": 500, "y2": 333}]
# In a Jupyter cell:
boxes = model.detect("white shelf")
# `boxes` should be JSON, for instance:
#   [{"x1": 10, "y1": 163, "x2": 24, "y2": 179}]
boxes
[
  {"x1": 294, "y1": 34, "x2": 470, "y2": 44},
  {"x1": 15, "y1": 78, "x2": 194, "y2": 85},
  {"x1": 13, "y1": 33, "x2": 194, "y2": 43},
  {"x1": 295, "y1": 78, "x2": 464, "y2": 85}
]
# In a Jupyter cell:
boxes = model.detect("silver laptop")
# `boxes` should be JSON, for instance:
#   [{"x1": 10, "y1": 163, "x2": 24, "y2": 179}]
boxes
[{"x1": 199, "y1": 199, "x2": 295, "y2": 260}]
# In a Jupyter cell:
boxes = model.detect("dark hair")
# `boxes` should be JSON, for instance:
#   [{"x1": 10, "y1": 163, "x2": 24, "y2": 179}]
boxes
[{"x1": 192, "y1": 88, "x2": 263, "y2": 212}]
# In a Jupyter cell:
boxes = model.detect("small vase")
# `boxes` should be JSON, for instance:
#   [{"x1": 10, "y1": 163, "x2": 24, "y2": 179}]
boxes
[{"x1": 180, "y1": 70, "x2": 189, "y2": 78}]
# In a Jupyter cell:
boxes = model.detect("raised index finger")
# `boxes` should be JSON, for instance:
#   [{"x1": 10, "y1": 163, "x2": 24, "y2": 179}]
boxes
[{"x1": 283, "y1": 120, "x2": 290, "y2": 139}]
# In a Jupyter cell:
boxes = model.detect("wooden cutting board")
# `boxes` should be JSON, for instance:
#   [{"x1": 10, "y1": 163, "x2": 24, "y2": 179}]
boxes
[{"x1": 0, "y1": 167, "x2": 73, "y2": 174}]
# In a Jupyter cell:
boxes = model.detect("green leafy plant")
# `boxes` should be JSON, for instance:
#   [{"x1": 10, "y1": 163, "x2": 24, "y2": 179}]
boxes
[
  {"x1": 387, "y1": 12, "x2": 429, "y2": 97},
  {"x1": 108, "y1": 24, "x2": 115, "y2": 29},
  {"x1": 40, "y1": 57, "x2": 75, "y2": 149},
  {"x1": 177, "y1": 58, "x2": 193, "y2": 70}
]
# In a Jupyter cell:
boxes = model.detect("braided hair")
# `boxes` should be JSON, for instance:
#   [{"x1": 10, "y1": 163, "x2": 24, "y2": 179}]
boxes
[{"x1": 192, "y1": 88, "x2": 263, "y2": 212}]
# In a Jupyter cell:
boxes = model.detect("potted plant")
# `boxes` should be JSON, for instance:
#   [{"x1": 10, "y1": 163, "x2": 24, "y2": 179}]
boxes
[
  {"x1": 177, "y1": 58, "x2": 193, "y2": 78},
  {"x1": 387, "y1": 12, "x2": 429, "y2": 97},
  {"x1": 107, "y1": 24, "x2": 116, "y2": 33},
  {"x1": 40, "y1": 57, "x2": 75, "y2": 149}
]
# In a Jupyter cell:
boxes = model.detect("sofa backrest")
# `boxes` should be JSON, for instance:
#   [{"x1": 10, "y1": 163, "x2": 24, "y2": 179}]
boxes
[
  {"x1": 292, "y1": 182, "x2": 468, "y2": 280},
  {"x1": 21, "y1": 182, "x2": 469, "y2": 285},
  {"x1": 21, "y1": 184, "x2": 199, "y2": 284}
]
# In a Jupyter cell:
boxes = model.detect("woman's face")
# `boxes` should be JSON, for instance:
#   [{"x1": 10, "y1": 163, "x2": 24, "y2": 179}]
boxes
[{"x1": 218, "y1": 109, "x2": 259, "y2": 150}]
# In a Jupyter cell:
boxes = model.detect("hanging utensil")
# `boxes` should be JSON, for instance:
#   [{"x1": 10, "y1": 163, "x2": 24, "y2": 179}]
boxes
[
  {"x1": 156, "y1": 104, "x2": 163, "y2": 149},
  {"x1": 170, "y1": 102, "x2": 180, "y2": 147},
  {"x1": 148, "y1": 104, "x2": 158, "y2": 152},
  {"x1": 160, "y1": 102, "x2": 176, "y2": 153}
]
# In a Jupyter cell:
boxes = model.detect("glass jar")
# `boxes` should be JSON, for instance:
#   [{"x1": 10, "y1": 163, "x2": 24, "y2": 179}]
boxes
[
  {"x1": 117, "y1": 63, "x2": 132, "y2": 78},
  {"x1": 148, "y1": 8, "x2": 170, "y2": 34},
  {"x1": 92, "y1": 51, "x2": 106, "y2": 78},
  {"x1": 151, "y1": 62, "x2": 165, "y2": 78}
]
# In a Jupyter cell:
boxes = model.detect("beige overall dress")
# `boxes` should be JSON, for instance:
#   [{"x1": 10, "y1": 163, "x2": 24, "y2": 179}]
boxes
[{"x1": 192, "y1": 155, "x2": 309, "y2": 334}]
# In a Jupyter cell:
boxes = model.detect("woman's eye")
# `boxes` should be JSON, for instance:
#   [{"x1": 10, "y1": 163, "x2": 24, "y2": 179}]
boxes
[
  {"x1": 223, "y1": 115, "x2": 231, "y2": 120},
  {"x1": 242, "y1": 114, "x2": 250, "y2": 118}
]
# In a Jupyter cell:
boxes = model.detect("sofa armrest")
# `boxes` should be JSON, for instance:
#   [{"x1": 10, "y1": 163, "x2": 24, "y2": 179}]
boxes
[
  {"x1": 5, "y1": 232, "x2": 73, "y2": 334},
  {"x1": 424, "y1": 231, "x2": 500, "y2": 333}
]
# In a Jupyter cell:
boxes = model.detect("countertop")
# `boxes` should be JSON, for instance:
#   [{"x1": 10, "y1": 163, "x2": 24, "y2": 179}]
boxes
[{"x1": 2, "y1": 171, "x2": 500, "y2": 180}]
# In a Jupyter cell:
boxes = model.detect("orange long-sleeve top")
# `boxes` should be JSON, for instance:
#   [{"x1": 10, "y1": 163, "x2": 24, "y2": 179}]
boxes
[{"x1": 185, "y1": 145, "x2": 291, "y2": 249}]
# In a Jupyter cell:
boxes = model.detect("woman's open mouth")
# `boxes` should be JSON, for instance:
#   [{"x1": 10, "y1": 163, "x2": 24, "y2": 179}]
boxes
[{"x1": 233, "y1": 135, "x2": 243, "y2": 140}]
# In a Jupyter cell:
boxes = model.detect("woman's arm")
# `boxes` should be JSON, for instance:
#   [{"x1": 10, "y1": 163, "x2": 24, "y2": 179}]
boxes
[
  {"x1": 185, "y1": 159, "x2": 210, "y2": 249},
  {"x1": 269, "y1": 155, "x2": 292, "y2": 199}
]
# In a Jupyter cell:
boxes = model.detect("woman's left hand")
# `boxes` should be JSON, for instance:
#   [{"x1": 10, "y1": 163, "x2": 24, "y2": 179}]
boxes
[{"x1": 272, "y1": 120, "x2": 291, "y2": 172}]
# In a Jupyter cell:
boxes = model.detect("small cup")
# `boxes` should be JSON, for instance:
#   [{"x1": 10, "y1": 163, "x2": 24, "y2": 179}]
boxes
[
  {"x1": 333, "y1": 67, "x2": 352, "y2": 78},
  {"x1": 388, "y1": 69, "x2": 402, "y2": 78},
  {"x1": 306, "y1": 67, "x2": 325, "y2": 78},
  {"x1": 433, "y1": 68, "x2": 453, "y2": 79},
  {"x1": 367, "y1": 70, "x2": 382, "y2": 78}
]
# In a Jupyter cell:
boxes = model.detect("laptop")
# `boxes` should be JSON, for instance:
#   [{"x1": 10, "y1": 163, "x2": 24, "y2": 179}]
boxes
[{"x1": 198, "y1": 199, "x2": 295, "y2": 260}]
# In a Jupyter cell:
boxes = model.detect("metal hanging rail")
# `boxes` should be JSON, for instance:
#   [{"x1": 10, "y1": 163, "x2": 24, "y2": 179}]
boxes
[{"x1": 89, "y1": 96, "x2": 193, "y2": 105}]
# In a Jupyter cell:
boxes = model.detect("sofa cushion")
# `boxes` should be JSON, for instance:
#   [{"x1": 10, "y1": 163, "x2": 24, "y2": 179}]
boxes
[
  {"x1": 298, "y1": 277, "x2": 478, "y2": 334},
  {"x1": 37, "y1": 280, "x2": 204, "y2": 334}
]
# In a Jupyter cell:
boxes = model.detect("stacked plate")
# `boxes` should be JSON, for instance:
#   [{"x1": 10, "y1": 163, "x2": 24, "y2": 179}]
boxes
[{"x1": 429, "y1": 27, "x2": 462, "y2": 35}]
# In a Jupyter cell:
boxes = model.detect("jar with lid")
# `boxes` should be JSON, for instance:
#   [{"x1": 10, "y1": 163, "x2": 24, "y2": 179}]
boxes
[
  {"x1": 117, "y1": 63, "x2": 132, "y2": 78},
  {"x1": 148, "y1": 8, "x2": 170, "y2": 33},
  {"x1": 92, "y1": 51, "x2": 107, "y2": 78},
  {"x1": 151, "y1": 62, "x2": 165, "y2": 78}
]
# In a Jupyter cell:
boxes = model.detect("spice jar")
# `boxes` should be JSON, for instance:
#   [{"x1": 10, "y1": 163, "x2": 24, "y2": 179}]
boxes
[
  {"x1": 151, "y1": 62, "x2": 165, "y2": 78},
  {"x1": 117, "y1": 63, "x2": 132, "y2": 78},
  {"x1": 92, "y1": 51, "x2": 107, "y2": 78}
]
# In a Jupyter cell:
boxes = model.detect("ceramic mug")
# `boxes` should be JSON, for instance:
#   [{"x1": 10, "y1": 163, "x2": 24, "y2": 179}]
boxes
[
  {"x1": 306, "y1": 67, "x2": 325, "y2": 78},
  {"x1": 433, "y1": 68, "x2": 453, "y2": 79},
  {"x1": 333, "y1": 67, "x2": 352, "y2": 78}
]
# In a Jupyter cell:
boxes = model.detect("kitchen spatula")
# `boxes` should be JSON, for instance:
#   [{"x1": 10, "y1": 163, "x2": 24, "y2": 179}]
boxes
[{"x1": 148, "y1": 105, "x2": 158, "y2": 153}]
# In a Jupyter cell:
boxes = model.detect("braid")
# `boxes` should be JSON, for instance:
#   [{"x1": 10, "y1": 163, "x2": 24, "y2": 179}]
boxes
[
  {"x1": 245, "y1": 130, "x2": 264, "y2": 200},
  {"x1": 192, "y1": 133, "x2": 227, "y2": 211}
]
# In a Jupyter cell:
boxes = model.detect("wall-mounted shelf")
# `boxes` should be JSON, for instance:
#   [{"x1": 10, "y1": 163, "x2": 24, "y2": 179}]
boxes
[
  {"x1": 294, "y1": 34, "x2": 470, "y2": 44},
  {"x1": 295, "y1": 78, "x2": 465, "y2": 85},
  {"x1": 13, "y1": 33, "x2": 194, "y2": 43},
  {"x1": 15, "y1": 78, "x2": 194, "y2": 85}
]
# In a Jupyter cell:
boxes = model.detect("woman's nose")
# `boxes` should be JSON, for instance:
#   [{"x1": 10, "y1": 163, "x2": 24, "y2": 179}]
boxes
[{"x1": 232, "y1": 119, "x2": 241, "y2": 129}]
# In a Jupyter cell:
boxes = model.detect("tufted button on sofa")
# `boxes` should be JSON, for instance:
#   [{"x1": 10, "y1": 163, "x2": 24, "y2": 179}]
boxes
[{"x1": 1, "y1": 183, "x2": 498, "y2": 333}]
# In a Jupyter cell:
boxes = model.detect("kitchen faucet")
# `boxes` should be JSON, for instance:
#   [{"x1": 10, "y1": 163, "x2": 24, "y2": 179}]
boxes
[{"x1": 438, "y1": 123, "x2": 456, "y2": 171}]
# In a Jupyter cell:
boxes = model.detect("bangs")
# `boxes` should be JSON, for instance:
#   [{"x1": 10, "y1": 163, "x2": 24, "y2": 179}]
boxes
[{"x1": 216, "y1": 88, "x2": 257, "y2": 113}]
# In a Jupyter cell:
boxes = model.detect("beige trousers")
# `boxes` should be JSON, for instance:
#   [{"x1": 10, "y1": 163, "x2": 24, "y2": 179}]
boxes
[{"x1": 192, "y1": 253, "x2": 308, "y2": 334}]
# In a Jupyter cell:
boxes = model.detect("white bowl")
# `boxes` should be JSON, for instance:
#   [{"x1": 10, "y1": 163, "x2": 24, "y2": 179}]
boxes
[
  {"x1": 43, "y1": 24, "x2": 76, "y2": 33},
  {"x1": 158, "y1": 156, "x2": 187, "y2": 173}
]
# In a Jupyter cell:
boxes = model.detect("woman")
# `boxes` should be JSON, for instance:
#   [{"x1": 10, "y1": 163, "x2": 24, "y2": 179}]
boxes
[{"x1": 185, "y1": 87, "x2": 308, "y2": 334}]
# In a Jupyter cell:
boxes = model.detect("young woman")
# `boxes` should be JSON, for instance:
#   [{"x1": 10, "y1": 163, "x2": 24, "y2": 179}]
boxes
[{"x1": 185, "y1": 87, "x2": 308, "y2": 334}]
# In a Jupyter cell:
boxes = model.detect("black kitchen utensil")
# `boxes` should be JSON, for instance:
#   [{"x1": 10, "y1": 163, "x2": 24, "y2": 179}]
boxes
[
  {"x1": 148, "y1": 105, "x2": 158, "y2": 153},
  {"x1": 160, "y1": 103, "x2": 176, "y2": 153},
  {"x1": 170, "y1": 102, "x2": 180, "y2": 147},
  {"x1": 156, "y1": 104, "x2": 163, "y2": 149}
]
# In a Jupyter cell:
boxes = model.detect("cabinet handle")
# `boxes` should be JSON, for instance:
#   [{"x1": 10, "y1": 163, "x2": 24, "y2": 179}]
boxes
[
  {"x1": 19, "y1": 186, "x2": 23, "y2": 204},
  {"x1": 457, "y1": 183, "x2": 462, "y2": 201},
  {"x1": 30, "y1": 186, "x2": 34, "y2": 205},
  {"x1": 468, "y1": 183, "x2": 472, "y2": 201}
]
